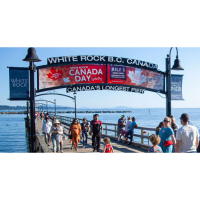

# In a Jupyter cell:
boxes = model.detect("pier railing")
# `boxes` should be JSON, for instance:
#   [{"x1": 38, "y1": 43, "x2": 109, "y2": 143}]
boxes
[{"x1": 51, "y1": 115, "x2": 156, "y2": 145}]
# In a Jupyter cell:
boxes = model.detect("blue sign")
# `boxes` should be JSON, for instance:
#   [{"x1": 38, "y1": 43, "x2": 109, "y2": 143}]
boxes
[
  {"x1": 9, "y1": 67, "x2": 29, "y2": 100},
  {"x1": 171, "y1": 75, "x2": 184, "y2": 100}
]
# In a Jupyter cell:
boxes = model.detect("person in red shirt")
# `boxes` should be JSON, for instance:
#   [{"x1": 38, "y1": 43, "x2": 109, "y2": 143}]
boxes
[
  {"x1": 91, "y1": 114, "x2": 103, "y2": 152},
  {"x1": 103, "y1": 137, "x2": 114, "y2": 153}
]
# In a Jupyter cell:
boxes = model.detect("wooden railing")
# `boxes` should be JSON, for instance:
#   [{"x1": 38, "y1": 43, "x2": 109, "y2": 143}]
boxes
[{"x1": 50, "y1": 114, "x2": 156, "y2": 145}]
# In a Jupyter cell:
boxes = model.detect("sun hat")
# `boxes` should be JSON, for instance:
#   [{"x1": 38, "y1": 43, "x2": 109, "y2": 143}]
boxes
[{"x1": 53, "y1": 119, "x2": 60, "y2": 124}]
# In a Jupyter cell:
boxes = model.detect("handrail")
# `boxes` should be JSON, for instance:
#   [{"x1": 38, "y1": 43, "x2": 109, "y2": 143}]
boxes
[{"x1": 50, "y1": 114, "x2": 156, "y2": 145}]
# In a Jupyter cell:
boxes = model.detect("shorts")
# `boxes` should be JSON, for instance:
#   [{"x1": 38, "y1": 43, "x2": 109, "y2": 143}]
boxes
[
  {"x1": 117, "y1": 127, "x2": 125, "y2": 136},
  {"x1": 121, "y1": 130, "x2": 128, "y2": 136}
]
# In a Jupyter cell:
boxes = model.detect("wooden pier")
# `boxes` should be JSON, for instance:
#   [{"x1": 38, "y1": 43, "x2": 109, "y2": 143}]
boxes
[{"x1": 35, "y1": 116, "x2": 156, "y2": 153}]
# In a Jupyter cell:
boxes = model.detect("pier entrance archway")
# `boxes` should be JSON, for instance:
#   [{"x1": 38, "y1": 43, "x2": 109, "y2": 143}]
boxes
[{"x1": 36, "y1": 55, "x2": 166, "y2": 96}]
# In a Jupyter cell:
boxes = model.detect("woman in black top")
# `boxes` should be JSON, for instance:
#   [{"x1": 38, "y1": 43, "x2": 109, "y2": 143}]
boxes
[
  {"x1": 81, "y1": 118, "x2": 89, "y2": 148},
  {"x1": 156, "y1": 122, "x2": 164, "y2": 135}
]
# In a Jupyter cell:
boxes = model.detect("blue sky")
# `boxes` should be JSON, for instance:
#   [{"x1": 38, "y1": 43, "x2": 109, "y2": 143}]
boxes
[{"x1": 1, "y1": 47, "x2": 200, "y2": 108}]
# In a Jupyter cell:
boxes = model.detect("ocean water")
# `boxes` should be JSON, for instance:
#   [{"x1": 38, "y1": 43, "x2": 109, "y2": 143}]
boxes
[
  {"x1": 0, "y1": 114, "x2": 29, "y2": 153},
  {"x1": 0, "y1": 108, "x2": 199, "y2": 152}
]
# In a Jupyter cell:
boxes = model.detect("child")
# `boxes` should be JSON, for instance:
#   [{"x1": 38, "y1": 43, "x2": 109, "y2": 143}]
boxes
[
  {"x1": 103, "y1": 137, "x2": 114, "y2": 153},
  {"x1": 148, "y1": 134, "x2": 163, "y2": 153}
]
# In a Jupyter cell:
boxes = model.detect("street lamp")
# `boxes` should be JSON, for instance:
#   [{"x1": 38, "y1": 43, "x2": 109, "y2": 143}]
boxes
[
  {"x1": 170, "y1": 48, "x2": 184, "y2": 71},
  {"x1": 73, "y1": 91, "x2": 77, "y2": 118},
  {"x1": 23, "y1": 47, "x2": 41, "y2": 153},
  {"x1": 166, "y1": 47, "x2": 184, "y2": 117}
]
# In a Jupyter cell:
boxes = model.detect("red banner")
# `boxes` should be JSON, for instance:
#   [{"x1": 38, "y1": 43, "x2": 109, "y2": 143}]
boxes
[
  {"x1": 107, "y1": 65, "x2": 164, "y2": 91},
  {"x1": 38, "y1": 64, "x2": 106, "y2": 90}
]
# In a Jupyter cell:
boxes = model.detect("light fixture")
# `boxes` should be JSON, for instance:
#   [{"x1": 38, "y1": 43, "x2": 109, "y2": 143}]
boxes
[{"x1": 23, "y1": 47, "x2": 41, "y2": 62}]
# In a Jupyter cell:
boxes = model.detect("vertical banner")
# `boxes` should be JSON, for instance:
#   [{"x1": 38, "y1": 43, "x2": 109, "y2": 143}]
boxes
[
  {"x1": 171, "y1": 74, "x2": 184, "y2": 100},
  {"x1": 9, "y1": 67, "x2": 29, "y2": 100}
]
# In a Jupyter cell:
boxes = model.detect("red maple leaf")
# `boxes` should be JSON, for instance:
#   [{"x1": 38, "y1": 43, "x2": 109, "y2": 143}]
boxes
[{"x1": 47, "y1": 68, "x2": 63, "y2": 81}]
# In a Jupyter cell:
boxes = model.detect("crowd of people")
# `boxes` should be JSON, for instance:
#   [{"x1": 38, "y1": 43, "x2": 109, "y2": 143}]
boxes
[
  {"x1": 39, "y1": 111, "x2": 200, "y2": 153},
  {"x1": 117, "y1": 115, "x2": 138, "y2": 145},
  {"x1": 35, "y1": 111, "x2": 48, "y2": 120},
  {"x1": 40, "y1": 113, "x2": 113, "y2": 153},
  {"x1": 150, "y1": 113, "x2": 199, "y2": 153},
  {"x1": 116, "y1": 113, "x2": 200, "y2": 153}
]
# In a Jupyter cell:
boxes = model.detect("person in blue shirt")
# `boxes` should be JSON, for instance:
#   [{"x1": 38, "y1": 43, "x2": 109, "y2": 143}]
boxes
[
  {"x1": 158, "y1": 117, "x2": 176, "y2": 153},
  {"x1": 125, "y1": 117, "x2": 138, "y2": 145}
]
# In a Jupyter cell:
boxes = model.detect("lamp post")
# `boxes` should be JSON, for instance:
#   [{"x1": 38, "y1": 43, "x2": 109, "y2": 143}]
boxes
[
  {"x1": 26, "y1": 101, "x2": 29, "y2": 129},
  {"x1": 73, "y1": 91, "x2": 77, "y2": 118},
  {"x1": 166, "y1": 47, "x2": 184, "y2": 117},
  {"x1": 23, "y1": 47, "x2": 41, "y2": 152},
  {"x1": 35, "y1": 103, "x2": 45, "y2": 111},
  {"x1": 54, "y1": 99, "x2": 56, "y2": 116}
]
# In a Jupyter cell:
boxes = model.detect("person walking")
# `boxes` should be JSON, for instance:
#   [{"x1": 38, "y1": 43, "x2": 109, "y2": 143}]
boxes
[
  {"x1": 42, "y1": 115, "x2": 52, "y2": 146},
  {"x1": 41, "y1": 112, "x2": 44, "y2": 119},
  {"x1": 117, "y1": 115, "x2": 127, "y2": 142},
  {"x1": 59, "y1": 122, "x2": 64, "y2": 153},
  {"x1": 158, "y1": 117, "x2": 176, "y2": 153},
  {"x1": 91, "y1": 114, "x2": 103, "y2": 152},
  {"x1": 69, "y1": 119, "x2": 81, "y2": 151},
  {"x1": 175, "y1": 113, "x2": 199, "y2": 153},
  {"x1": 35, "y1": 112, "x2": 37, "y2": 120},
  {"x1": 50, "y1": 119, "x2": 63, "y2": 153},
  {"x1": 125, "y1": 117, "x2": 138, "y2": 145},
  {"x1": 90, "y1": 114, "x2": 95, "y2": 147},
  {"x1": 37, "y1": 112, "x2": 40, "y2": 120},
  {"x1": 81, "y1": 118, "x2": 89, "y2": 148}
]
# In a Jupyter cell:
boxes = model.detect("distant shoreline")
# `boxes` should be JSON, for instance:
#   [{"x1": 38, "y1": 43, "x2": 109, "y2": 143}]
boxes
[{"x1": 0, "y1": 110, "x2": 132, "y2": 114}]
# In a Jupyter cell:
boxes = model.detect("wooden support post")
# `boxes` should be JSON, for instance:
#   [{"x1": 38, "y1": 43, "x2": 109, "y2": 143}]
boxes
[
  {"x1": 106, "y1": 124, "x2": 107, "y2": 135},
  {"x1": 141, "y1": 129, "x2": 143, "y2": 144},
  {"x1": 148, "y1": 132, "x2": 150, "y2": 145},
  {"x1": 115, "y1": 126, "x2": 117, "y2": 137}
]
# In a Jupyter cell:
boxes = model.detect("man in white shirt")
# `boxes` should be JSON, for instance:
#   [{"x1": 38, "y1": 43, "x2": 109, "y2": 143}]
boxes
[
  {"x1": 125, "y1": 116, "x2": 132, "y2": 132},
  {"x1": 197, "y1": 129, "x2": 200, "y2": 153},
  {"x1": 42, "y1": 116, "x2": 52, "y2": 146},
  {"x1": 175, "y1": 113, "x2": 199, "y2": 153}
]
